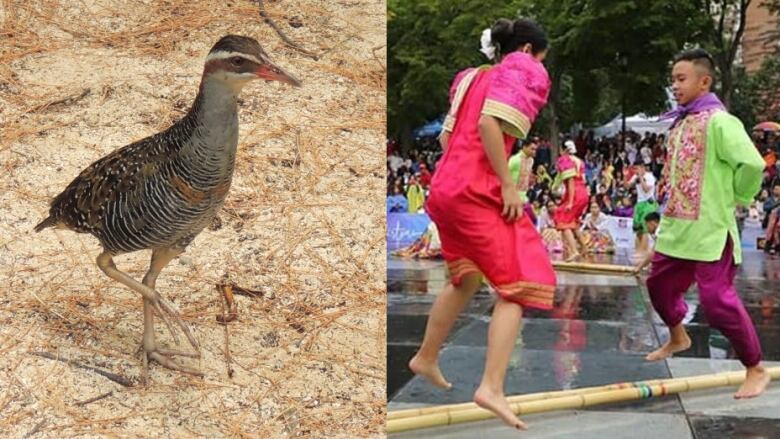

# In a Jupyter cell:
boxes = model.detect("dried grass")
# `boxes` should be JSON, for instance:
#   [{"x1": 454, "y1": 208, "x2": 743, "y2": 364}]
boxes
[{"x1": 0, "y1": 0, "x2": 387, "y2": 437}]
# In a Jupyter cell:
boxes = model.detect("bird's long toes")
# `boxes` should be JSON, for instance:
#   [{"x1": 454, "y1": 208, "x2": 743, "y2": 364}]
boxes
[
  {"x1": 154, "y1": 304, "x2": 181, "y2": 345},
  {"x1": 148, "y1": 351, "x2": 204, "y2": 377},
  {"x1": 156, "y1": 347, "x2": 200, "y2": 358}
]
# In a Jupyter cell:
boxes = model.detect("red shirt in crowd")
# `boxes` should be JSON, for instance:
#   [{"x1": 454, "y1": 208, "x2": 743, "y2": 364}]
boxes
[{"x1": 419, "y1": 165, "x2": 432, "y2": 188}]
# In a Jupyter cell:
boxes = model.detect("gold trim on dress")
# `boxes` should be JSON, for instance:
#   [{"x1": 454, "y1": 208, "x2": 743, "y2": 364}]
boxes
[
  {"x1": 496, "y1": 281, "x2": 555, "y2": 309},
  {"x1": 442, "y1": 69, "x2": 481, "y2": 133},
  {"x1": 447, "y1": 258, "x2": 555, "y2": 309},
  {"x1": 481, "y1": 99, "x2": 531, "y2": 139},
  {"x1": 447, "y1": 258, "x2": 482, "y2": 279},
  {"x1": 559, "y1": 169, "x2": 577, "y2": 180}
]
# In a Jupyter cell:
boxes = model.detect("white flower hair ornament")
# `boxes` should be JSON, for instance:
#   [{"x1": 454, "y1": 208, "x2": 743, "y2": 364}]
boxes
[{"x1": 480, "y1": 28, "x2": 496, "y2": 60}]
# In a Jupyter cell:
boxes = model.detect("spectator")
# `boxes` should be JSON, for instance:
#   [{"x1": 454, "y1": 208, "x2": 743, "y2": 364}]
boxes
[
  {"x1": 614, "y1": 195, "x2": 634, "y2": 217},
  {"x1": 763, "y1": 147, "x2": 777, "y2": 180},
  {"x1": 387, "y1": 187, "x2": 408, "y2": 213},
  {"x1": 419, "y1": 163, "x2": 432, "y2": 188},
  {"x1": 763, "y1": 182, "x2": 780, "y2": 252},
  {"x1": 763, "y1": 182, "x2": 780, "y2": 229},
  {"x1": 535, "y1": 137, "x2": 552, "y2": 168},
  {"x1": 406, "y1": 176, "x2": 425, "y2": 213},
  {"x1": 535, "y1": 164, "x2": 553, "y2": 187},
  {"x1": 626, "y1": 162, "x2": 658, "y2": 254},
  {"x1": 581, "y1": 201, "x2": 615, "y2": 254},
  {"x1": 582, "y1": 201, "x2": 609, "y2": 231},
  {"x1": 625, "y1": 138, "x2": 638, "y2": 165},
  {"x1": 634, "y1": 211, "x2": 661, "y2": 272},
  {"x1": 538, "y1": 200, "x2": 564, "y2": 254},
  {"x1": 640, "y1": 140, "x2": 653, "y2": 166}
]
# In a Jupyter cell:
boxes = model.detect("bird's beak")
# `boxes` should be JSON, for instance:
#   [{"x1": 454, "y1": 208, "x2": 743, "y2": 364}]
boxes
[{"x1": 255, "y1": 62, "x2": 301, "y2": 87}]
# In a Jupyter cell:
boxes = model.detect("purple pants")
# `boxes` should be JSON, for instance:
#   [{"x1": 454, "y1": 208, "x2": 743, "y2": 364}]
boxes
[
  {"x1": 646, "y1": 236, "x2": 762, "y2": 367},
  {"x1": 524, "y1": 204, "x2": 537, "y2": 226}
]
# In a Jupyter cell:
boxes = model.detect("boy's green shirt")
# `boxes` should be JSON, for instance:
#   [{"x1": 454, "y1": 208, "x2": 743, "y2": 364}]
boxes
[{"x1": 655, "y1": 110, "x2": 764, "y2": 264}]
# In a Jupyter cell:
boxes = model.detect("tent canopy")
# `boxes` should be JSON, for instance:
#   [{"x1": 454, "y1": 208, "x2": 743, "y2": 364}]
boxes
[
  {"x1": 413, "y1": 118, "x2": 444, "y2": 138},
  {"x1": 592, "y1": 113, "x2": 672, "y2": 137}
]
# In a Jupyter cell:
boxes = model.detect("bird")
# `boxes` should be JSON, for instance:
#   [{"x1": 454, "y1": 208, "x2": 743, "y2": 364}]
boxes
[{"x1": 35, "y1": 35, "x2": 301, "y2": 379}]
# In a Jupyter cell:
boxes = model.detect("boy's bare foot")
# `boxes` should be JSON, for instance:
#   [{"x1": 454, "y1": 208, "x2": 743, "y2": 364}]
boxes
[
  {"x1": 474, "y1": 386, "x2": 527, "y2": 430},
  {"x1": 645, "y1": 332, "x2": 691, "y2": 361},
  {"x1": 409, "y1": 355, "x2": 452, "y2": 389},
  {"x1": 734, "y1": 366, "x2": 771, "y2": 399}
]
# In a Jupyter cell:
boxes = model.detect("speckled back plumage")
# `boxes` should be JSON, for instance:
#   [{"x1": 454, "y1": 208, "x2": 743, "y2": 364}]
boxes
[
  {"x1": 32, "y1": 36, "x2": 265, "y2": 254},
  {"x1": 35, "y1": 92, "x2": 238, "y2": 254}
]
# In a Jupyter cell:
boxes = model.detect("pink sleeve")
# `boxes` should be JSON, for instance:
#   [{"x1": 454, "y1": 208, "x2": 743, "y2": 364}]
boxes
[
  {"x1": 481, "y1": 52, "x2": 551, "y2": 139},
  {"x1": 556, "y1": 156, "x2": 574, "y2": 174},
  {"x1": 449, "y1": 68, "x2": 475, "y2": 104}
]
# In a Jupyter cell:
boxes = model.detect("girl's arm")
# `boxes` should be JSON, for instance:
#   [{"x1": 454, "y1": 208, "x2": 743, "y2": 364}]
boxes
[
  {"x1": 566, "y1": 179, "x2": 575, "y2": 208},
  {"x1": 478, "y1": 115, "x2": 521, "y2": 221},
  {"x1": 439, "y1": 130, "x2": 450, "y2": 152}
]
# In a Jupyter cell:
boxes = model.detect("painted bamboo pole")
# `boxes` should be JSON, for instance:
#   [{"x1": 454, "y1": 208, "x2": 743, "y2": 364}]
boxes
[
  {"x1": 552, "y1": 260, "x2": 637, "y2": 275},
  {"x1": 386, "y1": 367, "x2": 780, "y2": 433},
  {"x1": 389, "y1": 375, "x2": 675, "y2": 421}
]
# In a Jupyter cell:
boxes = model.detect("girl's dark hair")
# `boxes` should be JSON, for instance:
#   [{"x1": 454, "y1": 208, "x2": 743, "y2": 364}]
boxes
[{"x1": 492, "y1": 17, "x2": 548, "y2": 57}]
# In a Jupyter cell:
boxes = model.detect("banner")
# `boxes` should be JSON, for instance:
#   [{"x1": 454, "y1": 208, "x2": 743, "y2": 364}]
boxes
[
  {"x1": 387, "y1": 213, "x2": 431, "y2": 250},
  {"x1": 602, "y1": 215, "x2": 636, "y2": 249},
  {"x1": 385, "y1": 213, "x2": 637, "y2": 251}
]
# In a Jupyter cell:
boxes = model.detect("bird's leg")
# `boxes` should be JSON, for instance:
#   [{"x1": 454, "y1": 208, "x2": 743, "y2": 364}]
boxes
[
  {"x1": 142, "y1": 248, "x2": 201, "y2": 354},
  {"x1": 141, "y1": 247, "x2": 187, "y2": 349},
  {"x1": 96, "y1": 250, "x2": 202, "y2": 377}
]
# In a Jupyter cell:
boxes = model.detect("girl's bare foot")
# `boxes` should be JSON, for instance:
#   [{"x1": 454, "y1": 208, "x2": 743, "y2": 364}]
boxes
[
  {"x1": 734, "y1": 365, "x2": 771, "y2": 399},
  {"x1": 474, "y1": 386, "x2": 527, "y2": 430},
  {"x1": 645, "y1": 332, "x2": 691, "y2": 361},
  {"x1": 409, "y1": 355, "x2": 452, "y2": 389}
]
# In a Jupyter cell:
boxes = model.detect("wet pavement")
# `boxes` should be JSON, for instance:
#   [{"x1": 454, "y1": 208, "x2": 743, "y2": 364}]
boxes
[{"x1": 387, "y1": 225, "x2": 780, "y2": 438}]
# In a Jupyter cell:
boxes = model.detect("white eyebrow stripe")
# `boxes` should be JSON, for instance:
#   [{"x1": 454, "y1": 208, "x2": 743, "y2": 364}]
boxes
[{"x1": 205, "y1": 51, "x2": 263, "y2": 65}]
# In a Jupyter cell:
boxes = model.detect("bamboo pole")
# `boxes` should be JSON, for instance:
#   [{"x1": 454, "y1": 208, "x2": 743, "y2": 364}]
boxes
[
  {"x1": 389, "y1": 375, "x2": 675, "y2": 421},
  {"x1": 386, "y1": 367, "x2": 780, "y2": 433},
  {"x1": 552, "y1": 261, "x2": 637, "y2": 275}
]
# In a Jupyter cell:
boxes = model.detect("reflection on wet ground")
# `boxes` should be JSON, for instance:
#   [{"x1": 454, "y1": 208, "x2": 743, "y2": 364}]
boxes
[{"x1": 387, "y1": 240, "x2": 780, "y2": 437}]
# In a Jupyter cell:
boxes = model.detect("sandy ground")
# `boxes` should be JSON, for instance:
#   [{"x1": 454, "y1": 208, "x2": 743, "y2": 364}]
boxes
[{"x1": 0, "y1": 0, "x2": 386, "y2": 437}]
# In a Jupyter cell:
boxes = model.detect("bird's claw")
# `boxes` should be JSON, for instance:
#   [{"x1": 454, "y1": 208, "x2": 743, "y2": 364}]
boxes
[
  {"x1": 151, "y1": 295, "x2": 200, "y2": 352},
  {"x1": 140, "y1": 344, "x2": 203, "y2": 380}
]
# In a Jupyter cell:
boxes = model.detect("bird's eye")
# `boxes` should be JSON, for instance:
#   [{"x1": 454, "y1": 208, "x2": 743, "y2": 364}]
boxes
[{"x1": 231, "y1": 57, "x2": 245, "y2": 66}]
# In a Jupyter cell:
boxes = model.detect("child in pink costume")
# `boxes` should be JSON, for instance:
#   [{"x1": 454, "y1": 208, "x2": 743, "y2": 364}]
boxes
[{"x1": 409, "y1": 18, "x2": 554, "y2": 431}]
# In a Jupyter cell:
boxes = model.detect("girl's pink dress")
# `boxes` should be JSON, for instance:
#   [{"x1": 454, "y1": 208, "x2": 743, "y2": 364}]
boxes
[
  {"x1": 426, "y1": 52, "x2": 556, "y2": 310},
  {"x1": 554, "y1": 155, "x2": 589, "y2": 229}
]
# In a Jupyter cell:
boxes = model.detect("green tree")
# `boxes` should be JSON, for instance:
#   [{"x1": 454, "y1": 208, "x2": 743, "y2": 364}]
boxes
[
  {"x1": 730, "y1": 53, "x2": 780, "y2": 130},
  {"x1": 388, "y1": 0, "x2": 528, "y2": 145},
  {"x1": 388, "y1": 0, "x2": 756, "y2": 150},
  {"x1": 684, "y1": 0, "x2": 752, "y2": 109},
  {"x1": 525, "y1": 0, "x2": 700, "y2": 152}
]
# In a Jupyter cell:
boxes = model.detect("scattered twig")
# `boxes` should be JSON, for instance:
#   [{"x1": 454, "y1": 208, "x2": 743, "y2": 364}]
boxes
[
  {"x1": 293, "y1": 129, "x2": 302, "y2": 168},
  {"x1": 29, "y1": 88, "x2": 91, "y2": 113},
  {"x1": 318, "y1": 34, "x2": 358, "y2": 58},
  {"x1": 220, "y1": 283, "x2": 265, "y2": 298},
  {"x1": 256, "y1": 0, "x2": 319, "y2": 60},
  {"x1": 74, "y1": 391, "x2": 114, "y2": 407},
  {"x1": 215, "y1": 283, "x2": 238, "y2": 324},
  {"x1": 23, "y1": 419, "x2": 46, "y2": 438},
  {"x1": 216, "y1": 284, "x2": 235, "y2": 378},
  {"x1": 29, "y1": 351, "x2": 134, "y2": 387},
  {"x1": 371, "y1": 44, "x2": 386, "y2": 72}
]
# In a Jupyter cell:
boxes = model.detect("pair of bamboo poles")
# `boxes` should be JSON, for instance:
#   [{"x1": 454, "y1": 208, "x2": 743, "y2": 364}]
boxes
[
  {"x1": 387, "y1": 261, "x2": 776, "y2": 433},
  {"x1": 387, "y1": 368, "x2": 780, "y2": 433}
]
